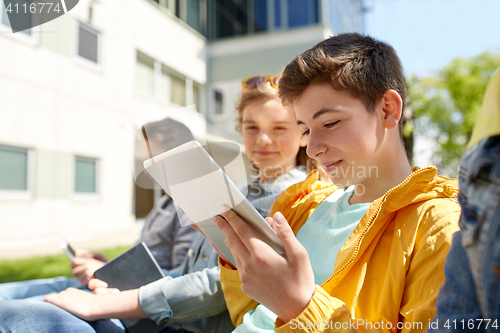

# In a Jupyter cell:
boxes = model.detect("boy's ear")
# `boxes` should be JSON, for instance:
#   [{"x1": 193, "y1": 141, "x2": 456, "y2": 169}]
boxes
[{"x1": 380, "y1": 90, "x2": 403, "y2": 130}]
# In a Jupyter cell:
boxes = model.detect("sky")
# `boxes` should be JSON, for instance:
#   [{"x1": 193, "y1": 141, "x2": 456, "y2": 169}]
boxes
[
  {"x1": 365, "y1": 0, "x2": 500, "y2": 77},
  {"x1": 365, "y1": 0, "x2": 500, "y2": 168}
]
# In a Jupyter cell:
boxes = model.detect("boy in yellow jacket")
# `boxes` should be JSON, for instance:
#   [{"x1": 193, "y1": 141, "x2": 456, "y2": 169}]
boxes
[{"x1": 211, "y1": 33, "x2": 460, "y2": 333}]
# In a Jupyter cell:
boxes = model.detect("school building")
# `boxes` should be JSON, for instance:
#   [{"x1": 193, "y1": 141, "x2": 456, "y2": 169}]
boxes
[{"x1": 0, "y1": 0, "x2": 366, "y2": 258}]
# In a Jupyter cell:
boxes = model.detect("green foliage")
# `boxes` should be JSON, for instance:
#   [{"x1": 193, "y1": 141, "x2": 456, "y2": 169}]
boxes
[
  {"x1": 0, "y1": 245, "x2": 130, "y2": 283},
  {"x1": 408, "y1": 51, "x2": 500, "y2": 176}
]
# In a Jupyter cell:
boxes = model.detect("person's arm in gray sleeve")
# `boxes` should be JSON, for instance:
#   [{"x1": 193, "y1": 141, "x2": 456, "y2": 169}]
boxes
[
  {"x1": 170, "y1": 207, "x2": 198, "y2": 268},
  {"x1": 139, "y1": 248, "x2": 226, "y2": 324}
]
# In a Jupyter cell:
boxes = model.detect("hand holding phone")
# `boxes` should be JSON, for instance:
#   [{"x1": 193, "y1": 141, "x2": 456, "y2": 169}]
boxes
[{"x1": 60, "y1": 240, "x2": 76, "y2": 260}]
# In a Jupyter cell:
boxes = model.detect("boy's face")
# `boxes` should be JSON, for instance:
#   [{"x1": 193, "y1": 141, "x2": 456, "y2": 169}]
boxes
[{"x1": 294, "y1": 83, "x2": 384, "y2": 187}]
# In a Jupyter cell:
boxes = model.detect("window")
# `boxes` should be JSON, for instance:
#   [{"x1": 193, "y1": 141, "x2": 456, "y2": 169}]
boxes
[
  {"x1": 0, "y1": 145, "x2": 29, "y2": 190},
  {"x1": 175, "y1": 0, "x2": 181, "y2": 18},
  {"x1": 274, "y1": 0, "x2": 281, "y2": 28},
  {"x1": 159, "y1": 66, "x2": 186, "y2": 106},
  {"x1": 136, "y1": 52, "x2": 155, "y2": 98},
  {"x1": 214, "y1": 0, "x2": 248, "y2": 39},
  {"x1": 1, "y1": 2, "x2": 9, "y2": 27},
  {"x1": 1, "y1": 0, "x2": 38, "y2": 44},
  {"x1": 254, "y1": 0, "x2": 267, "y2": 32},
  {"x1": 78, "y1": 22, "x2": 100, "y2": 63},
  {"x1": 0, "y1": 144, "x2": 33, "y2": 199},
  {"x1": 170, "y1": 72, "x2": 186, "y2": 106},
  {"x1": 186, "y1": 0, "x2": 200, "y2": 32},
  {"x1": 74, "y1": 156, "x2": 98, "y2": 193},
  {"x1": 1, "y1": 0, "x2": 32, "y2": 35},
  {"x1": 214, "y1": 90, "x2": 223, "y2": 115},
  {"x1": 193, "y1": 84, "x2": 201, "y2": 111},
  {"x1": 288, "y1": 0, "x2": 318, "y2": 28},
  {"x1": 208, "y1": 0, "x2": 319, "y2": 39},
  {"x1": 136, "y1": 51, "x2": 199, "y2": 108}
]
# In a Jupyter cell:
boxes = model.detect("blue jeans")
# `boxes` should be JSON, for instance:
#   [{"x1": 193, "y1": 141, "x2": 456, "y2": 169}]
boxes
[
  {"x1": 0, "y1": 300, "x2": 126, "y2": 333},
  {"x1": 0, "y1": 277, "x2": 128, "y2": 332},
  {"x1": 0, "y1": 299, "x2": 188, "y2": 333},
  {"x1": 0, "y1": 276, "x2": 85, "y2": 301},
  {"x1": 429, "y1": 135, "x2": 500, "y2": 332}
]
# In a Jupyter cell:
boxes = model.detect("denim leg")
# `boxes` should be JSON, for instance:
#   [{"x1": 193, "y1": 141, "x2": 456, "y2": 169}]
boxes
[
  {"x1": 0, "y1": 300, "x2": 97, "y2": 333},
  {"x1": 0, "y1": 300, "x2": 127, "y2": 333},
  {"x1": 458, "y1": 135, "x2": 500, "y2": 326},
  {"x1": 431, "y1": 136, "x2": 500, "y2": 331},
  {"x1": 429, "y1": 232, "x2": 483, "y2": 332},
  {"x1": 0, "y1": 276, "x2": 86, "y2": 301},
  {"x1": 483, "y1": 202, "x2": 500, "y2": 322},
  {"x1": 87, "y1": 318, "x2": 127, "y2": 333}
]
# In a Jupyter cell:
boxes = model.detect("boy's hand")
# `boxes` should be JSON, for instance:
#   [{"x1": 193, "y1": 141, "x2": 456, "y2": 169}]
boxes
[
  {"x1": 88, "y1": 278, "x2": 120, "y2": 295},
  {"x1": 214, "y1": 210, "x2": 316, "y2": 323},
  {"x1": 44, "y1": 288, "x2": 102, "y2": 321},
  {"x1": 190, "y1": 220, "x2": 236, "y2": 269},
  {"x1": 75, "y1": 249, "x2": 108, "y2": 262},
  {"x1": 71, "y1": 258, "x2": 106, "y2": 286},
  {"x1": 45, "y1": 287, "x2": 146, "y2": 321}
]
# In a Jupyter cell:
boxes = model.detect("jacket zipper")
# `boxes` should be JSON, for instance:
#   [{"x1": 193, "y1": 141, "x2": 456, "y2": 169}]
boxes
[{"x1": 320, "y1": 166, "x2": 434, "y2": 287}]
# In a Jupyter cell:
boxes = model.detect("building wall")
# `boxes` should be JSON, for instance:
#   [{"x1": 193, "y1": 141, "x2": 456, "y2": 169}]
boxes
[
  {"x1": 206, "y1": 25, "x2": 333, "y2": 141},
  {"x1": 0, "y1": 0, "x2": 207, "y2": 258},
  {"x1": 204, "y1": 0, "x2": 366, "y2": 142},
  {"x1": 0, "y1": 0, "x2": 365, "y2": 258}
]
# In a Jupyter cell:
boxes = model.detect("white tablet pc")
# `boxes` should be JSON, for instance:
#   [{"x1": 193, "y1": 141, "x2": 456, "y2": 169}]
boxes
[{"x1": 143, "y1": 140, "x2": 284, "y2": 267}]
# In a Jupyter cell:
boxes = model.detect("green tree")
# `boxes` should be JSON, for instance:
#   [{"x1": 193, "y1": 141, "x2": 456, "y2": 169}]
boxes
[{"x1": 408, "y1": 51, "x2": 500, "y2": 176}]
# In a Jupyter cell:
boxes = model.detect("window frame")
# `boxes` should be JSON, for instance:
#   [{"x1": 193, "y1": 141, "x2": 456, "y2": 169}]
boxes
[
  {"x1": 0, "y1": 144, "x2": 35, "y2": 200},
  {"x1": 135, "y1": 51, "x2": 156, "y2": 98},
  {"x1": 135, "y1": 50, "x2": 201, "y2": 108},
  {"x1": 0, "y1": 0, "x2": 39, "y2": 46},
  {"x1": 214, "y1": 88, "x2": 224, "y2": 116},
  {"x1": 165, "y1": 67, "x2": 187, "y2": 106},
  {"x1": 72, "y1": 155, "x2": 100, "y2": 200},
  {"x1": 75, "y1": 20, "x2": 102, "y2": 70}
]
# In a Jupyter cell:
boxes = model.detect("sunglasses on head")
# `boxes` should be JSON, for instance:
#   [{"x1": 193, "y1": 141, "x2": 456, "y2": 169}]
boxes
[{"x1": 241, "y1": 75, "x2": 281, "y2": 92}]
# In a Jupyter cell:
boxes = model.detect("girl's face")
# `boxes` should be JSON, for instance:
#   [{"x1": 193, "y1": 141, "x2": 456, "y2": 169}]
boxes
[{"x1": 241, "y1": 96, "x2": 307, "y2": 182}]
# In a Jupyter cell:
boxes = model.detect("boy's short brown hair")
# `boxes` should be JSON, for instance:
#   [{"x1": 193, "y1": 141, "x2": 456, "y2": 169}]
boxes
[{"x1": 279, "y1": 33, "x2": 407, "y2": 132}]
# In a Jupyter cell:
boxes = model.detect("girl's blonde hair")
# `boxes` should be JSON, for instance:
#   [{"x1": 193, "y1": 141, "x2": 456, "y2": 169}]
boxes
[{"x1": 235, "y1": 84, "x2": 328, "y2": 180}]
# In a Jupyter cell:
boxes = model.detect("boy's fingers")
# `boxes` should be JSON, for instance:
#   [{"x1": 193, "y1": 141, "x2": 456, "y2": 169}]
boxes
[
  {"x1": 220, "y1": 209, "x2": 259, "y2": 245},
  {"x1": 189, "y1": 220, "x2": 202, "y2": 233},
  {"x1": 44, "y1": 293, "x2": 58, "y2": 304},
  {"x1": 75, "y1": 249, "x2": 92, "y2": 258},
  {"x1": 191, "y1": 219, "x2": 236, "y2": 267},
  {"x1": 220, "y1": 209, "x2": 285, "y2": 261},
  {"x1": 190, "y1": 220, "x2": 210, "y2": 240},
  {"x1": 213, "y1": 215, "x2": 251, "y2": 263},
  {"x1": 272, "y1": 212, "x2": 307, "y2": 263},
  {"x1": 71, "y1": 257, "x2": 85, "y2": 268},
  {"x1": 93, "y1": 287, "x2": 120, "y2": 295},
  {"x1": 71, "y1": 264, "x2": 84, "y2": 276},
  {"x1": 88, "y1": 278, "x2": 107, "y2": 290}
]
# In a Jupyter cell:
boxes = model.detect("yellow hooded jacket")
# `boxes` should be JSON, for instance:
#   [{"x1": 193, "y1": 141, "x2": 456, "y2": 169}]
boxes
[{"x1": 219, "y1": 166, "x2": 460, "y2": 333}]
